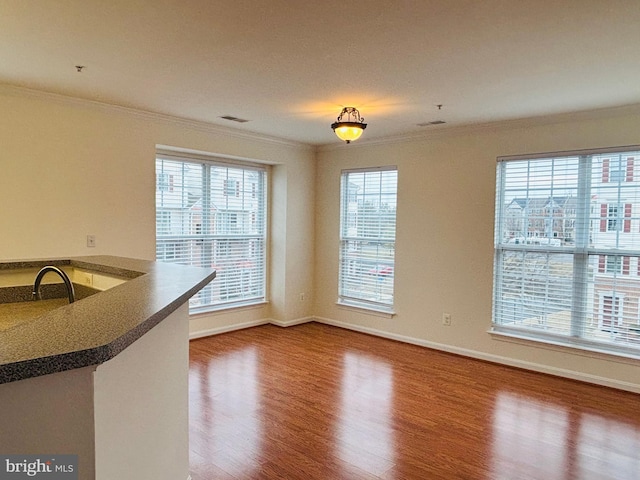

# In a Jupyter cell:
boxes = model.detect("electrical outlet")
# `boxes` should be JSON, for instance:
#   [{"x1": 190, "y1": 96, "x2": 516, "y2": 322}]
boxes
[{"x1": 442, "y1": 312, "x2": 452, "y2": 326}]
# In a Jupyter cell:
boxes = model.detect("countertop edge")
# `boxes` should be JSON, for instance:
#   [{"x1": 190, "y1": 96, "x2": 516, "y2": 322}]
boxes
[{"x1": 0, "y1": 256, "x2": 216, "y2": 384}]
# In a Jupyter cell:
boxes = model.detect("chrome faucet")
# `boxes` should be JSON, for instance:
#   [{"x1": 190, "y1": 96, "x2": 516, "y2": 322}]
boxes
[{"x1": 33, "y1": 266, "x2": 76, "y2": 303}]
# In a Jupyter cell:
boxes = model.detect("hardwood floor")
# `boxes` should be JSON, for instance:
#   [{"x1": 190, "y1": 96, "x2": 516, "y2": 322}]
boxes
[{"x1": 189, "y1": 323, "x2": 640, "y2": 479}]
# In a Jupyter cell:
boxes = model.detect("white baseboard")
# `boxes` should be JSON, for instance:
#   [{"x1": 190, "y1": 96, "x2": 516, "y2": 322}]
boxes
[
  {"x1": 188, "y1": 316, "x2": 313, "y2": 340},
  {"x1": 270, "y1": 316, "x2": 314, "y2": 328},
  {"x1": 313, "y1": 316, "x2": 640, "y2": 394},
  {"x1": 189, "y1": 319, "x2": 269, "y2": 340}
]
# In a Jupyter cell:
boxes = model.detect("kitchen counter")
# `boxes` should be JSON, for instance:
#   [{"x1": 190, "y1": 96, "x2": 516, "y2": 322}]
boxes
[{"x1": 0, "y1": 255, "x2": 216, "y2": 384}]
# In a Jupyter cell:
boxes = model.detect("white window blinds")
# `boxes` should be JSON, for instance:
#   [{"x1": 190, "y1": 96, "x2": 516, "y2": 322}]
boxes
[
  {"x1": 156, "y1": 153, "x2": 267, "y2": 312},
  {"x1": 339, "y1": 167, "x2": 397, "y2": 312},
  {"x1": 493, "y1": 146, "x2": 640, "y2": 356}
]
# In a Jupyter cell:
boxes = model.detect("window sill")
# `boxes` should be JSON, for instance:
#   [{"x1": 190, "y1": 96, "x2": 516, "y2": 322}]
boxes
[
  {"x1": 489, "y1": 327, "x2": 640, "y2": 365},
  {"x1": 336, "y1": 300, "x2": 396, "y2": 318}
]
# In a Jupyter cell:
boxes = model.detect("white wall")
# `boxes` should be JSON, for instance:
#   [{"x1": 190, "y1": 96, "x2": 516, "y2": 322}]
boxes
[
  {"x1": 315, "y1": 107, "x2": 640, "y2": 392},
  {"x1": 0, "y1": 86, "x2": 315, "y2": 331}
]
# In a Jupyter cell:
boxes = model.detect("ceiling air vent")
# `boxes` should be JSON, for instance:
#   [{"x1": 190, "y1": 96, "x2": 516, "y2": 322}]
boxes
[
  {"x1": 417, "y1": 120, "x2": 446, "y2": 126},
  {"x1": 219, "y1": 115, "x2": 250, "y2": 123}
]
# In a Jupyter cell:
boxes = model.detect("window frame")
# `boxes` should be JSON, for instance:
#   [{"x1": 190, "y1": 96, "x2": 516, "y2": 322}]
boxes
[
  {"x1": 338, "y1": 166, "x2": 398, "y2": 314},
  {"x1": 492, "y1": 145, "x2": 640, "y2": 359},
  {"x1": 155, "y1": 150, "x2": 268, "y2": 314}
]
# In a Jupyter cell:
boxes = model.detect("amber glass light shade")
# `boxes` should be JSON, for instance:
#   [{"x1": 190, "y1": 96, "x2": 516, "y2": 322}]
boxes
[{"x1": 331, "y1": 107, "x2": 367, "y2": 143}]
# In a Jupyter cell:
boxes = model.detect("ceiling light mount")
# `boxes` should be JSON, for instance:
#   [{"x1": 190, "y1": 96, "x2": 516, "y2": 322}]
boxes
[{"x1": 331, "y1": 107, "x2": 367, "y2": 144}]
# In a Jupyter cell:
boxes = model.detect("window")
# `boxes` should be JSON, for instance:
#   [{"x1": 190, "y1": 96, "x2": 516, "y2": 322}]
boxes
[
  {"x1": 156, "y1": 172, "x2": 173, "y2": 192},
  {"x1": 339, "y1": 167, "x2": 397, "y2": 312},
  {"x1": 600, "y1": 202, "x2": 633, "y2": 233},
  {"x1": 493, "y1": 146, "x2": 640, "y2": 356},
  {"x1": 156, "y1": 152, "x2": 267, "y2": 312},
  {"x1": 602, "y1": 156, "x2": 634, "y2": 183},
  {"x1": 607, "y1": 204, "x2": 620, "y2": 231},
  {"x1": 224, "y1": 179, "x2": 239, "y2": 197},
  {"x1": 157, "y1": 211, "x2": 171, "y2": 235},
  {"x1": 605, "y1": 255, "x2": 622, "y2": 274},
  {"x1": 599, "y1": 293, "x2": 623, "y2": 332}
]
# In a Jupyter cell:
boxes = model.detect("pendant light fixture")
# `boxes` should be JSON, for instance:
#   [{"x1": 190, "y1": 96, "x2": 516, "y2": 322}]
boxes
[{"x1": 331, "y1": 107, "x2": 367, "y2": 143}]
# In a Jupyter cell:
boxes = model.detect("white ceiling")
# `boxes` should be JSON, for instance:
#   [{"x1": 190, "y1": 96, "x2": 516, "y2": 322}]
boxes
[{"x1": 2, "y1": 0, "x2": 640, "y2": 146}]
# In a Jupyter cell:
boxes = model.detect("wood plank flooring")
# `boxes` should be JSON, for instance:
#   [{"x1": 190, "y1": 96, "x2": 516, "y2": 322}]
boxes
[{"x1": 189, "y1": 323, "x2": 640, "y2": 479}]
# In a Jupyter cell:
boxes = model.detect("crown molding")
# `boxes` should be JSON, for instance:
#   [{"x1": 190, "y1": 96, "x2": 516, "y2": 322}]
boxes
[
  {"x1": 0, "y1": 83, "x2": 311, "y2": 150},
  {"x1": 4, "y1": 83, "x2": 639, "y2": 154},
  {"x1": 317, "y1": 103, "x2": 640, "y2": 152}
]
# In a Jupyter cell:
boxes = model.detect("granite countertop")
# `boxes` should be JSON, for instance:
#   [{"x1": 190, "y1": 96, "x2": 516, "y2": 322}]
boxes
[{"x1": 0, "y1": 255, "x2": 216, "y2": 384}]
